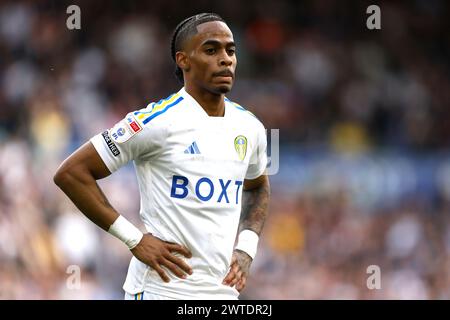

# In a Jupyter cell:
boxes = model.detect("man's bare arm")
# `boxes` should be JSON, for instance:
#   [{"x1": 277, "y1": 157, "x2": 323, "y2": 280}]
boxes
[
  {"x1": 53, "y1": 142, "x2": 192, "y2": 282},
  {"x1": 239, "y1": 174, "x2": 270, "y2": 235},
  {"x1": 223, "y1": 174, "x2": 270, "y2": 291},
  {"x1": 53, "y1": 142, "x2": 118, "y2": 230}
]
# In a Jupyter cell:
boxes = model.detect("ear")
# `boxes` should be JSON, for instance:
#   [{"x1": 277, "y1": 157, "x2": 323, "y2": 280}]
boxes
[{"x1": 176, "y1": 51, "x2": 190, "y2": 72}]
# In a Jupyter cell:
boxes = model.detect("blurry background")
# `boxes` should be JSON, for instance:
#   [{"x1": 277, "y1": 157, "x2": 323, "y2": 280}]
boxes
[{"x1": 0, "y1": 0, "x2": 449, "y2": 299}]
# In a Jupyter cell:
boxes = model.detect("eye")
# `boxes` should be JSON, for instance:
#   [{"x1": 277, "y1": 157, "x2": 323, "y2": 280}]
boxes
[
  {"x1": 205, "y1": 48, "x2": 216, "y2": 54},
  {"x1": 227, "y1": 48, "x2": 236, "y2": 56}
]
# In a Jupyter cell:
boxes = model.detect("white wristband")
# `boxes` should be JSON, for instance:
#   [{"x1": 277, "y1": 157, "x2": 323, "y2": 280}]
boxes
[
  {"x1": 235, "y1": 229, "x2": 259, "y2": 259},
  {"x1": 108, "y1": 215, "x2": 144, "y2": 250}
]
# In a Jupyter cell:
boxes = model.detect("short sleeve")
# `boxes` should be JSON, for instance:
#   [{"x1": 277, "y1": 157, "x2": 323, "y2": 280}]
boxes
[
  {"x1": 245, "y1": 124, "x2": 268, "y2": 180},
  {"x1": 90, "y1": 112, "x2": 164, "y2": 173}
]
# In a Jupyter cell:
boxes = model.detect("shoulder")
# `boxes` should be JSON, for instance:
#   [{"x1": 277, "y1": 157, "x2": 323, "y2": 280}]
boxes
[
  {"x1": 133, "y1": 91, "x2": 185, "y2": 128},
  {"x1": 109, "y1": 92, "x2": 185, "y2": 145},
  {"x1": 225, "y1": 97, "x2": 265, "y2": 130}
]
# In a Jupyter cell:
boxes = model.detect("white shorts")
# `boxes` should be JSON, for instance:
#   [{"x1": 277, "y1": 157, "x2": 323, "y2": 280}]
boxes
[{"x1": 124, "y1": 291, "x2": 177, "y2": 300}]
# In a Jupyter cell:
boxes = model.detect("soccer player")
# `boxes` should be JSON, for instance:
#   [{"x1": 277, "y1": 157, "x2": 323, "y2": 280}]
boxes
[{"x1": 54, "y1": 13, "x2": 270, "y2": 300}]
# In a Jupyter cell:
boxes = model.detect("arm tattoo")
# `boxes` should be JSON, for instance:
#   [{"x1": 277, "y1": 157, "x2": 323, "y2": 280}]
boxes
[{"x1": 239, "y1": 179, "x2": 270, "y2": 235}]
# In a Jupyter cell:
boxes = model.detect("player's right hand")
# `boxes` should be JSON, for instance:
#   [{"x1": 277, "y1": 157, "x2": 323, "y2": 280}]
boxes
[{"x1": 130, "y1": 233, "x2": 193, "y2": 282}]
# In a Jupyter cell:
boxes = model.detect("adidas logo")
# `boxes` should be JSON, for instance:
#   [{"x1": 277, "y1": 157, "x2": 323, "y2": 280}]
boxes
[{"x1": 184, "y1": 141, "x2": 201, "y2": 154}]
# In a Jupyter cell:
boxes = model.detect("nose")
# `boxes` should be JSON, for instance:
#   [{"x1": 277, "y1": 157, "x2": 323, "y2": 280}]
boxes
[{"x1": 219, "y1": 50, "x2": 233, "y2": 66}]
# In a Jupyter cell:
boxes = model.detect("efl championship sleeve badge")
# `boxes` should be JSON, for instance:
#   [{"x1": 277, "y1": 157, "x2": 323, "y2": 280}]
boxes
[
  {"x1": 110, "y1": 114, "x2": 142, "y2": 144},
  {"x1": 126, "y1": 114, "x2": 142, "y2": 134}
]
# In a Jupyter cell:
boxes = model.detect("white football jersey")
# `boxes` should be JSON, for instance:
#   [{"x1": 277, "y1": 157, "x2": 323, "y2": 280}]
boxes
[{"x1": 90, "y1": 87, "x2": 267, "y2": 299}]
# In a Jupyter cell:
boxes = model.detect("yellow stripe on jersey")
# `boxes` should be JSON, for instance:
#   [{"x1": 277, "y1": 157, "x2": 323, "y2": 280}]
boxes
[{"x1": 137, "y1": 94, "x2": 180, "y2": 121}]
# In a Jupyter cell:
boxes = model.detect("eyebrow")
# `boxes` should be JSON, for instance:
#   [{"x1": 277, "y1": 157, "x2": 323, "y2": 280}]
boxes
[{"x1": 201, "y1": 39, "x2": 236, "y2": 47}]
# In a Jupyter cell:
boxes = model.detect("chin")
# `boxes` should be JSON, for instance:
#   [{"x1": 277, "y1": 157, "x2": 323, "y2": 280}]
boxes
[
  {"x1": 218, "y1": 86, "x2": 231, "y2": 94},
  {"x1": 215, "y1": 84, "x2": 233, "y2": 94}
]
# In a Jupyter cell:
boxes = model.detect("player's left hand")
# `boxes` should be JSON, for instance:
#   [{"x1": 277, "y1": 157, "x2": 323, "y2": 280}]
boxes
[{"x1": 222, "y1": 249, "x2": 252, "y2": 292}]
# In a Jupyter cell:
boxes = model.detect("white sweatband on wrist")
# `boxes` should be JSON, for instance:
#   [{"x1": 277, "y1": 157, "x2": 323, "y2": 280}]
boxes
[
  {"x1": 235, "y1": 229, "x2": 259, "y2": 260},
  {"x1": 108, "y1": 215, "x2": 144, "y2": 250}
]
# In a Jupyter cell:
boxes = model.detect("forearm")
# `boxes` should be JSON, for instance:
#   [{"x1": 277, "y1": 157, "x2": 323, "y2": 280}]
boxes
[
  {"x1": 224, "y1": 175, "x2": 269, "y2": 288},
  {"x1": 239, "y1": 176, "x2": 270, "y2": 235},
  {"x1": 54, "y1": 167, "x2": 119, "y2": 231}
]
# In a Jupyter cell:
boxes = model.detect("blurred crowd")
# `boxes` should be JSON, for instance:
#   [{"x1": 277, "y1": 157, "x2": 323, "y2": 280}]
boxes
[{"x1": 0, "y1": 0, "x2": 449, "y2": 299}]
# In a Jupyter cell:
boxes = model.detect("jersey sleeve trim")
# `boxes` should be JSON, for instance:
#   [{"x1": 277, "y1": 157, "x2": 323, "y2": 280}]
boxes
[
  {"x1": 90, "y1": 133, "x2": 119, "y2": 173},
  {"x1": 224, "y1": 97, "x2": 258, "y2": 119},
  {"x1": 134, "y1": 93, "x2": 184, "y2": 125}
]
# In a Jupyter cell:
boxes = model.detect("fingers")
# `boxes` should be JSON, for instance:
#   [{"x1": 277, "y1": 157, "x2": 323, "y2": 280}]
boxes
[
  {"x1": 151, "y1": 262, "x2": 170, "y2": 283},
  {"x1": 222, "y1": 254, "x2": 237, "y2": 284},
  {"x1": 164, "y1": 252, "x2": 193, "y2": 275},
  {"x1": 222, "y1": 261, "x2": 240, "y2": 285},
  {"x1": 160, "y1": 258, "x2": 189, "y2": 279},
  {"x1": 155, "y1": 243, "x2": 193, "y2": 281},
  {"x1": 133, "y1": 236, "x2": 193, "y2": 282},
  {"x1": 151, "y1": 255, "x2": 192, "y2": 282},
  {"x1": 222, "y1": 271, "x2": 233, "y2": 285},
  {"x1": 166, "y1": 243, "x2": 192, "y2": 258},
  {"x1": 229, "y1": 270, "x2": 243, "y2": 287},
  {"x1": 222, "y1": 252, "x2": 249, "y2": 291},
  {"x1": 236, "y1": 276, "x2": 247, "y2": 292}
]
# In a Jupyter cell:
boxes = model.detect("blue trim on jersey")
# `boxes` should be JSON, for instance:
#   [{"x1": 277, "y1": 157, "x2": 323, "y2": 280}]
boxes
[
  {"x1": 134, "y1": 94, "x2": 175, "y2": 116},
  {"x1": 142, "y1": 96, "x2": 184, "y2": 125},
  {"x1": 225, "y1": 97, "x2": 254, "y2": 113}
]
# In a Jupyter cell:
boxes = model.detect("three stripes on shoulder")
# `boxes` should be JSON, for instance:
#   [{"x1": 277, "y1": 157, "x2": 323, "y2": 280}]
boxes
[{"x1": 134, "y1": 94, "x2": 184, "y2": 125}]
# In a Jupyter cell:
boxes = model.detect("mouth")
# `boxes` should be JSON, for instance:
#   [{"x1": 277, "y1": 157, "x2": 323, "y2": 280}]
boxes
[{"x1": 213, "y1": 70, "x2": 234, "y2": 80}]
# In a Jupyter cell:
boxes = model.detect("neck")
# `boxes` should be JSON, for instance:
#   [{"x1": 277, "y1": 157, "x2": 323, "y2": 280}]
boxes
[{"x1": 184, "y1": 84, "x2": 225, "y2": 117}]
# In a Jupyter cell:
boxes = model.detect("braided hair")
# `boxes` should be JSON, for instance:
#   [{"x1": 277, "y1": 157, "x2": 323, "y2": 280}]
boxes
[{"x1": 170, "y1": 13, "x2": 226, "y2": 83}]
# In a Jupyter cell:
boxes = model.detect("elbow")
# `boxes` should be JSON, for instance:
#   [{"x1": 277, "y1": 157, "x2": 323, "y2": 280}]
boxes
[
  {"x1": 54, "y1": 161, "x2": 92, "y2": 190},
  {"x1": 54, "y1": 163, "x2": 76, "y2": 189},
  {"x1": 53, "y1": 166, "x2": 68, "y2": 188}
]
